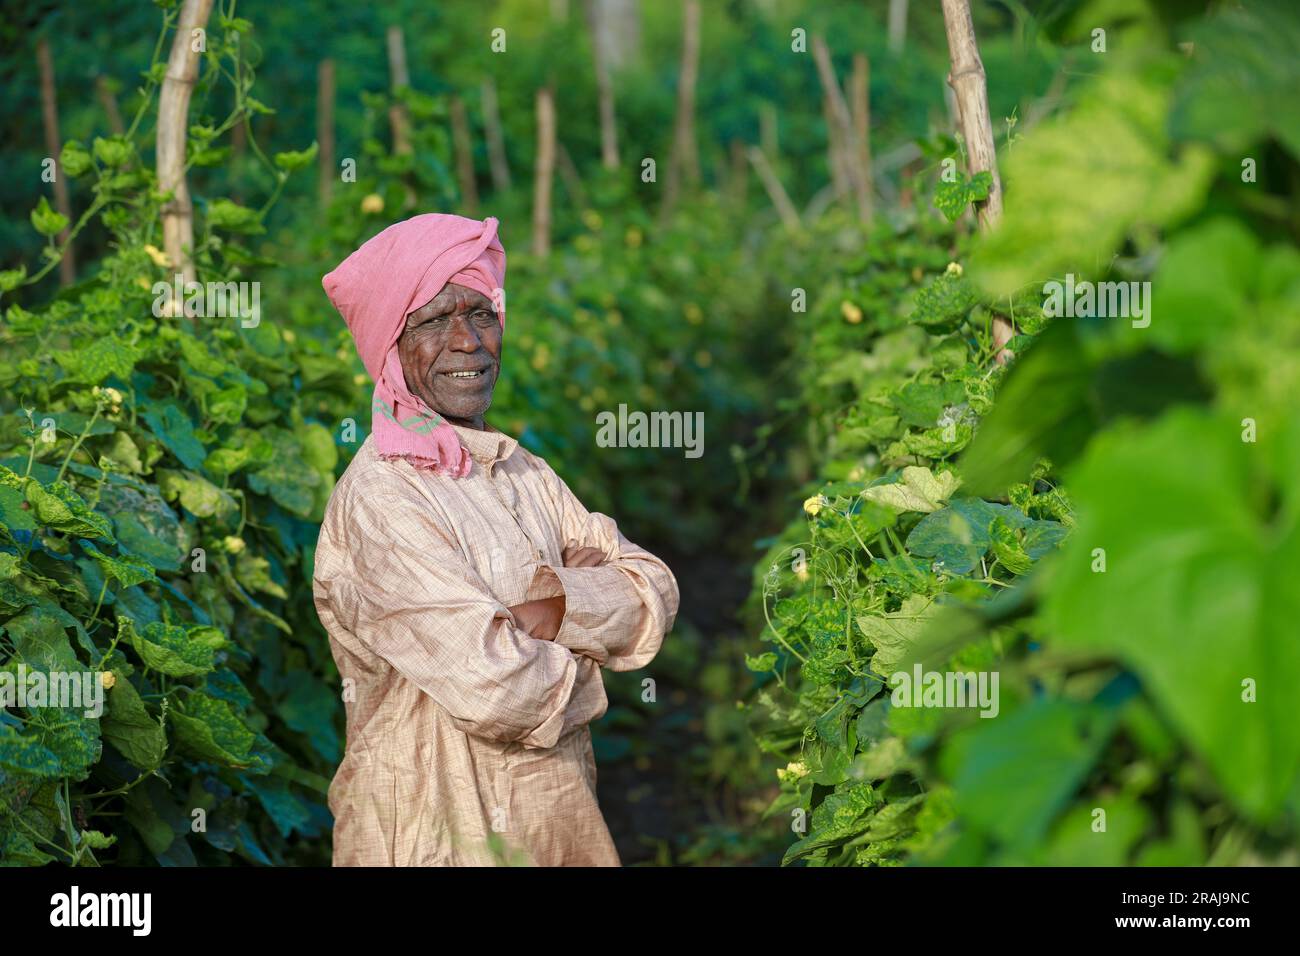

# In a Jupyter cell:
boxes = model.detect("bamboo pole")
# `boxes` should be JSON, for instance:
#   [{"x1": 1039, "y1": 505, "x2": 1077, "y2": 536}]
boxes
[
  {"x1": 532, "y1": 87, "x2": 556, "y2": 257},
  {"x1": 940, "y1": 0, "x2": 1011, "y2": 359},
  {"x1": 557, "y1": 141, "x2": 587, "y2": 209},
  {"x1": 811, "y1": 36, "x2": 871, "y2": 223},
  {"x1": 386, "y1": 25, "x2": 412, "y2": 156},
  {"x1": 587, "y1": 0, "x2": 620, "y2": 170},
  {"x1": 851, "y1": 52, "x2": 874, "y2": 221},
  {"x1": 317, "y1": 59, "x2": 336, "y2": 206},
  {"x1": 822, "y1": 94, "x2": 848, "y2": 199},
  {"x1": 36, "y1": 38, "x2": 75, "y2": 286},
  {"x1": 480, "y1": 78, "x2": 512, "y2": 192},
  {"x1": 450, "y1": 95, "x2": 480, "y2": 215},
  {"x1": 747, "y1": 146, "x2": 800, "y2": 231},
  {"x1": 661, "y1": 0, "x2": 700, "y2": 216},
  {"x1": 941, "y1": 0, "x2": 1002, "y2": 227},
  {"x1": 157, "y1": 0, "x2": 214, "y2": 293},
  {"x1": 888, "y1": 0, "x2": 909, "y2": 55},
  {"x1": 95, "y1": 75, "x2": 125, "y2": 136}
]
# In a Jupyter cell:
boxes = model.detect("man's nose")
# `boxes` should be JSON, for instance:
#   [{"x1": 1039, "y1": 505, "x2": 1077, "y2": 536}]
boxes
[{"x1": 446, "y1": 314, "x2": 482, "y2": 351}]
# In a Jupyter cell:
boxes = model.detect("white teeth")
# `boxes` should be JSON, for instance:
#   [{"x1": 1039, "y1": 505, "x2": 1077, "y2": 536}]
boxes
[{"x1": 446, "y1": 370, "x2": 483, "y2": 378}]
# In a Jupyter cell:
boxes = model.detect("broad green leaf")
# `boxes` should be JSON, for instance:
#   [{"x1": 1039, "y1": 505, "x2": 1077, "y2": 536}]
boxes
[
  {"x1": 81, "y1": 541, "x2": 157, "y2": 588},
  {"x1": 157, "y1": 468, "x2": 236, "y2": 518},
  {"x1": 170, "y1": 693, "x2": 257, "y2": 768},
  {"x1": 102, "y1": 672, "x2": 166, "y2": 772},
  {"x1": 861, "y1": 466, "x2": 960, "y2": 514},
  {"x1": 940, "y1": 696, "x2": 1122, "y2": 850},
  {"x1": 970, "y1": 66, "x2": 1215, "y2": 298},
  {"x1": 24, "y1": 480, "x2": 114, "y2": 541},
  {"x1": 120, "y1": 617, "x2": 223, "y2": 678},
  {"x1": 858, "y1": 594, "x2": 939, "y2": 677},
  {"x1": 1041, "y1": 408, "x2": 1300, "y2": 821},
  {"x1": 141, "y1": 401, "x2": 207, "y2": 470}
]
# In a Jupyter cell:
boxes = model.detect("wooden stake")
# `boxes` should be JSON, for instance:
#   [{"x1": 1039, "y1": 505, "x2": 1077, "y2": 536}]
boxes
[
  {"x1": 386, "y1": 25, "x2": 416, "y2": 209},
  {"x1": 851, "y1": 52, "x2": 874, "y2": 221},
  {"x1": 157, "y1": 0, "x2": 214, "y2": 293},
  {"x1": 888, "y1": 0, "x2": 909, "y2": 55},
  {"x1": 822, "y1": 94, "x2": 848, "y2": 199},
  {"x1": 386, "y1": 25, "x2": 412, "y2": 156},
  {"x1": 661, "y1": 0, "x2": 701, "y2": 216},
  {"x1": 940, "y1": 0, "x2": 1011, "y2": 358},
  {"x1": 941, "y1": 0, "x2": 1002, "y2": 228},
  {"x1": 587, "y1": 0, "x2": 620, "y2": 169},
  {"x1": 532, "y1": 87, "x2": 556, "y2": 257},
  {"x1": 318, "y1": 59, "x2": 336, "y2": 206},
  {"x1": 811, "y1": 36, "x2": 871, "y2": 223},
  {"x1": 95, "y1": 75, "x2": 125, "y2": 136},
  {"x1": 557, "y1": 141, "x2": 587, "y2": 209},
  {"x1": 481, "y1": 78, "x2": 512, "y2": 192},
  {"x1": 450, "y1": 95, "x2": 480, "y2": 215},
  {"x1": 747, "y1": 146, "x2": 800, "y2": 231},
  {"x1": 36, "y1": 37, "x2": 75, "y2": 286}
]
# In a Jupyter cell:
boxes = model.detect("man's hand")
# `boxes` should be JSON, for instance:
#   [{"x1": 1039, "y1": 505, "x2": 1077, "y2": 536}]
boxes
[
  {"x1": 508, "y1": 595, "x2": 565, "y2": 642},
  {"x1": 562, "y1": 544, "x2": 606, "y2": 568}
]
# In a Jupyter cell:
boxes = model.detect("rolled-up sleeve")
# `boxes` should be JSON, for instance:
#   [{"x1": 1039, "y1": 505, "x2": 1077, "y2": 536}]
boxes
[
  {"x1": 524, "y1": 467, "x2": 680, "y2": 671},
  {"x1": 323, "y1": 491, "x2": 582, "y2": 750}
]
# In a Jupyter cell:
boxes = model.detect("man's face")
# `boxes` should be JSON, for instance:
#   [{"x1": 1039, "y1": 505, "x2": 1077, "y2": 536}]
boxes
[{"x1": 397, "y1": 282, "x2": 502, "y2": 429}]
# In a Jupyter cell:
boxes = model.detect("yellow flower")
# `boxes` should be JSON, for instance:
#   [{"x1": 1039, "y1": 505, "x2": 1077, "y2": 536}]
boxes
[
  {"x1": 777, "y1": 761, "x2": 810, "y2": 783},
  {"x1": 581, "y1": 209, "x2": 603, "y2": 231},
  {"x1": 282, "y1": 329, "x2": 296, "y2": 344},
  {"x1": 353, "y1": 373, "x2": 369, "y2": 386},
  {"x1": 841, "y1": 300, "x2": 863, "y2": 324},
  {"x1": 143, "y1": 244, "x2": 171, "y2": 268},
  {"x1": 360, "y1": 193, "x2": 384, "y2": 214},
  {"x1": 945, "y1": 261, "x2": 964, "y2": 277},
  {"x1": 100, "y1": 671, "x2": 116, "y2": 689},
  {"x1": 135, "y1": 276, "x2": 152, "y2": 290},
  {"x1": 223, "y1": 535, "x2": 246, "y2": 555},
  {"x1": 803, "y1": 494, "x2": 828, "y2": 517}
]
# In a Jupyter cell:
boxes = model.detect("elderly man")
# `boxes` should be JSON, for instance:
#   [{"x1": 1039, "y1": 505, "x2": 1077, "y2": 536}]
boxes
[{"x1": 313, "y1": 214, "x2": 679, "y2": 866}]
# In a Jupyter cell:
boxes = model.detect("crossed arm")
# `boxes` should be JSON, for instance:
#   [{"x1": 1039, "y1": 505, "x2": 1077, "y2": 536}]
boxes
[{"x1": 323, "y1": 465, "x2": 679, "y2": 750}]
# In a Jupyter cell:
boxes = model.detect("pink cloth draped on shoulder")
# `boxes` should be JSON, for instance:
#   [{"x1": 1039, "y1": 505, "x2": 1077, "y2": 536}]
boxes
[{"x1": 321, "y1": 213, "x2": 507, "y2": 478}]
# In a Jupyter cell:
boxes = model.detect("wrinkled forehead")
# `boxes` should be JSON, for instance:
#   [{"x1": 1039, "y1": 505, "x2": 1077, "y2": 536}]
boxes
[{"x1": 411, "y1": 281, "x2": 495, "y2": 315}]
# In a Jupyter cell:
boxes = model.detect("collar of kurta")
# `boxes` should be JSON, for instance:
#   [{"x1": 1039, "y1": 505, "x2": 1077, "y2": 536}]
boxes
[{"x1": 446, "y1": 421, "x2": 518, "y2": 472}]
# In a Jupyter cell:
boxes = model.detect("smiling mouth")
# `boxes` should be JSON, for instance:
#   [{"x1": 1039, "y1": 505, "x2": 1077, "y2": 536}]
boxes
[{"x1": 439, "y1": 369, "x2": 489, "y2": 380}]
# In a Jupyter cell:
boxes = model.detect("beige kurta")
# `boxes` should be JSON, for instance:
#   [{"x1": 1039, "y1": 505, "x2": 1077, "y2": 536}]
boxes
[{"x1": 311, "y1": 421, "x2": 679, "y2": 866}]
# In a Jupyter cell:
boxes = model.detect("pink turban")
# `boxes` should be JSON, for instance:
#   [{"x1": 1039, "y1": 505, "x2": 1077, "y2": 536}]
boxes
[{"x1": 322, "y1": 214, "x2": 507, "y2": 478}]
